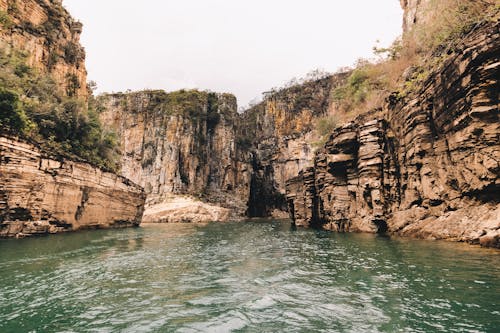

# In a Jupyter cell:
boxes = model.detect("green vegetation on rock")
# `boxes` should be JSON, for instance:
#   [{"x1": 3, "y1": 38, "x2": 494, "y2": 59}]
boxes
[
  {"x1": 0, "y1": 10, "x2": 13, "y2": 28},
  {"x1": 330, "y1": 0, "x2": 498, "y2": 119},
  {"x1": 313, "y1": 115, "x2": 337, "y2": 147},
  {"x1": 0, "y1": 49, "x2": 119, "y2": 171}
]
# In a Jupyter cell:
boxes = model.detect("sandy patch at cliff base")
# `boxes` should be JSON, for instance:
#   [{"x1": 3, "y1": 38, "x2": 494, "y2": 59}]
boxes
[{"x1": 142, "y1": 196, "x2": 232, "y2": 223}]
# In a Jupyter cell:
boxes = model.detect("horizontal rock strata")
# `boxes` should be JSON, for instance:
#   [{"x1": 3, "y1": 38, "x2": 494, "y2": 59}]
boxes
[
  {"x1": 286, "y1": 20, "x2": 500, "y2": 248},
  {"x1": 0, "y1": 136, "x2": 146, "y2": 238}
]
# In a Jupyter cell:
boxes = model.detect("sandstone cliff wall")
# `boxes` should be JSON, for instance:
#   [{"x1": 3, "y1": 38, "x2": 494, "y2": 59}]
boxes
[
  {"x1": 0, "y1": 0, "x2": 87, "y2": 97},
  {"x1": 0, "y1": 136, "x2": 146, "y2": 238},
  {"x1": 98, "y1": 90, "x2": 251, "y2": 218},
  {"x1": 239, "y1": 76, "x2": 346, "y2": 217},
  {"x1": 286, "y1": 20, "x2": 500, "y2": 247},
  {"x1": 97, "y1": 76, "x2": 348, "y2": 220}
]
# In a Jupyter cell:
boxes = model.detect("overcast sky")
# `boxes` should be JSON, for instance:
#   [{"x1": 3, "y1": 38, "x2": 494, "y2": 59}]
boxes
[{"x1": 63, "y1": 0, "x2": 403, "y2": 107}]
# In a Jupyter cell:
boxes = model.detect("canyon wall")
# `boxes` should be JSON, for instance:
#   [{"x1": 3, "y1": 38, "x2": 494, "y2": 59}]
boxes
[
  {"x1": 239, "y1": 75, "x2": 346, "y2": 217},
  {"x1": 98, "y1": 90, "x2": 252, "y2": 220},
  {"x1": 0, "y1": 0, "x2": 87, "y2": 98},
  {"x1": 286, "y1": 19, "x2": 500, "y2": 247},
  {"x1": 97, "y1": 77, "x2": 346, "y2": 220},
  {"x1": 0, "y1": 136, "x2": 146, "y2": 238},
  {"x1": 0, "y1": 0, "x2": 147, "y2": 237}
]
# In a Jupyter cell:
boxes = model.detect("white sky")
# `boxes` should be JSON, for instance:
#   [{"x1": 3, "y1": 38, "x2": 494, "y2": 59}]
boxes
[{"x1": 63, "y1": 0, "x2": 403, "y2": 107}]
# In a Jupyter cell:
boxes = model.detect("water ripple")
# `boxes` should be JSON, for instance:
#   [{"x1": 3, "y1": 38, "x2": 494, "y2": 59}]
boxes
[{"x1": 0, "y1": 220, "x2": 499, "y2": 332}]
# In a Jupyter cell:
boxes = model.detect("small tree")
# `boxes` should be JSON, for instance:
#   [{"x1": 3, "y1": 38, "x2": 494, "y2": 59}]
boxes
[{"x1": 0, "y1": 89, "x2": 31, "y2": 133}]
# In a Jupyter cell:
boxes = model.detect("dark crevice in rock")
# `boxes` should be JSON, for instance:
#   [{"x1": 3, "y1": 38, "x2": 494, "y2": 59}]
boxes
[
  {"x1": 75, "y1": 186, "x2": 90, "y2": 221},
  {"x1": 464, "y1": 184, "x2": 500, "y2": 204},
  {"x1": 9, "y1": 207, "x2": 33, "y2": 221},
  {"x1": 247, "y1": 153, "x2": 287, "y2": 217}
]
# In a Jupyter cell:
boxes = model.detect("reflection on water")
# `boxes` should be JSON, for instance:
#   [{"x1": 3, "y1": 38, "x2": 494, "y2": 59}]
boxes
[{"x1": 0, "y1": 220, "x2": 499, "y2": 332}]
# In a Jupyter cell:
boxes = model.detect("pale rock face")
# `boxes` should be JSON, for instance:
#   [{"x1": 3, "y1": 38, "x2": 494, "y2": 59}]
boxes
[
  {"x1": 286, "y1": 20, "x2": 500, "y2": 248},
  {"x1": 98, "y1": 91, "x2": 251, "y2": 222},
  {"x1": 142, "y1": 196, "x2": 232, "y2": 224},
  {"x1": 0, "y1": 137, "x2": 146, "y2": 238},
  {"x1": 0, "y1": 0, "x2": 87, "y2": 98},
  {"x1": 400, "y1": 0, "x2": 432, "y2": 34}
]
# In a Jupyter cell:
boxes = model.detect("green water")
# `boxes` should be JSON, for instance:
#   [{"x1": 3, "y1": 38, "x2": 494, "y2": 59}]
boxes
[{"x1": 0, "y1": 220, "x2": 499, "y2": 333}]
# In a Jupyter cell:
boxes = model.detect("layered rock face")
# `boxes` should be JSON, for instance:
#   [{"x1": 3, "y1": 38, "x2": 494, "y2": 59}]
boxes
[
  {"x1": 97, "y1": 77, "x2": 347, "y2": 221},
  {"x1": 98, "y1": 90, "x2": 251, "y2": 221},
  {"x1": 0, "y1": 137, "x2": 146, "y2": 238},
  {"x1": 0, "y1": 0, "x2": 87, "y2": 97},
  {"x1": 0, "y1": 0, "x2": 147, "y2": 237},
  {"x1": 239, "y1": 76, "x2": 346, "y2": 217},
  {"x1": 286, "y1": 119, "x2": 399, "y2": 232},
  {"x1": 286, "y1": 20, "x2": 500, "y2": 247}
]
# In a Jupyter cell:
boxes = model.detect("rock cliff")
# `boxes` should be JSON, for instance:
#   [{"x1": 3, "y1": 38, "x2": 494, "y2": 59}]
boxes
[
  {"x1": 286, "y1": 19, "x2": 500, "y2": 247},
  {"x1": 97, "y1": 90, "x2": 251, "y2": 221},
  {"x1": 239, "y1": 76, "x2": 347, "y2": 217},
  {"x1": 96, "y1": 77, "x2": 345, "y2": 221},
  {"x1": 6, "y1": 0, "x2": 494, "y2": 250},
  {"x1": 0, "y1": 136, "x2": 146, "y2": 238},
  {"x1": 0, "y1": 0, "x2": 87, "y2": 98},
  {"x1": 0, "y1": 0, "x2": 146, "y2": 238}
]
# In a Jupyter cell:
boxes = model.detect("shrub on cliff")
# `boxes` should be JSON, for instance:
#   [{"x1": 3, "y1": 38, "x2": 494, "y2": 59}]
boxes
[
  {"x1": 0, "y1": 89, "x2": 32, "y2": 133},
  {"x1": 0, "y1": 50, "x2": 119, "y2": 172},
  {"x1": 330, "y1": 0, "x2": 498, "y2": 119},
  {"x1": 0, "y1": 10, "x2": 13, "y2": 29},
  {"x1": 411, "y1": 0, "x2": 497, "y2": 54},
  {"x1": 313, "y1": 115, "x2": 337, "y2": 147}
]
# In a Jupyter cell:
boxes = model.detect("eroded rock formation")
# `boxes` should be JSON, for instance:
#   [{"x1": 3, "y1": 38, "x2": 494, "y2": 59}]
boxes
[
  {"x1": 286, "y1": 20, "x2": 500, "y2": 247},
  {"x1": 239, "y1": 76, "x2": 346, "y2": 217},
  {"x1": 98, "y1": 90, "x2": 251, "y2": 221},
  {"x1": 96, "y1": 77, "x2": 346, "y2": 221},
  {"x1": 0, "y1": 136, "x2": 146, "y2": 238},
  {"x1": 0, "y1": 0, "x2": 146, "y2": 238},
  {"x1": 0, "y1": 0, "x2": 88, "y2": 97}
]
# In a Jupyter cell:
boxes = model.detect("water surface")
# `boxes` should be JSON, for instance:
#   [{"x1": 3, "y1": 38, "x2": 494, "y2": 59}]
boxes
[{"x1": 0, "y1": 220, "x2": 499, "y2": 332}]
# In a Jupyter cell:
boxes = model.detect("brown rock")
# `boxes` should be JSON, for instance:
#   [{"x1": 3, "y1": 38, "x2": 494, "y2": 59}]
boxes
[
  {"x1": 0, "y1": 136, "x2": 146, "y2": 238},
  {"x1": 0, "y1": 0, "x2": 88, "y2": 98},
  {"x1": 285, "y1": 20, "x2": 500, "y2": 248},
  {"x1": 98, "y1": 91, "x2": 251, "y2": 220}
]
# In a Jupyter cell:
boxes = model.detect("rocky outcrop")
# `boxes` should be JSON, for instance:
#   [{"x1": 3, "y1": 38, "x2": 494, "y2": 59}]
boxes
[
  {"x1": 239, "y1": 75, "x2": 346, "y2": 217},
  {"x1": 0, "y1": 136, "x2": 146, "y2": 238},
  {"x1": 286, "y1": 20, "x2": 500, "y2": 248},
  {"x1": 96, "y1": 75, "x2": 350, "y2": 221},
  {"x1": 142, "y1": 196, "x2": 231, "y2": 224},
  {"x1": 98, "y1": 90, "x2": 251, "y2": 221},
  {"x1": 0, "y1": 0, "x2": 87, "y2": 97},
  {"x1": 286, "y1": 119, "x2": 400, "y2": 232},
  {"x1": 0, "y1": 0, "x2": 147, "y2": 238}
]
